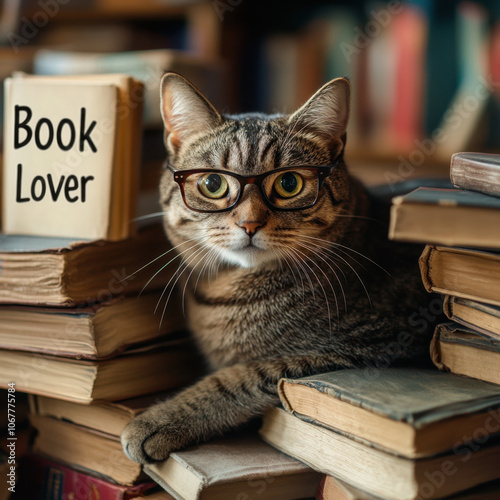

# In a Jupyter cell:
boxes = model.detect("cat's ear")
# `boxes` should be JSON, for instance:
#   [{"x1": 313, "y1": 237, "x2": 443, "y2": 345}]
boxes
[
  {"x1": 160, "y1": 72, "x2": 222, "y2": 151},
  {"x1": 288, "y1": 77, "x2": 350, "y2": 143}
]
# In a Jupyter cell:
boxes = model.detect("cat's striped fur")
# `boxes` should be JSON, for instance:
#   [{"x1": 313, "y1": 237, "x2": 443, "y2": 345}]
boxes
[{"x1": 122, "y1": 73, "x2": 432, "y2": 463}]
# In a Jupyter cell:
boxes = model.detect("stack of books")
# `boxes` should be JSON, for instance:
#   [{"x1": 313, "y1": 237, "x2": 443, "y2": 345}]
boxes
[
  {"x1": 390, "y1": 152, "x2": 500, "y2": 386},
  {"x1": 0, "y1": 74, "x2": 201, "y2": 498},
  {"x1": 260, "y1": 368, "x2": 500, "y2": 499}
]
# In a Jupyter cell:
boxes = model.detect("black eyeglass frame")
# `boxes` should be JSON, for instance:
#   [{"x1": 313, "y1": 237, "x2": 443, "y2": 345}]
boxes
[{"x1": 166, "y1": 161, "x2": 340, "y2": 213}]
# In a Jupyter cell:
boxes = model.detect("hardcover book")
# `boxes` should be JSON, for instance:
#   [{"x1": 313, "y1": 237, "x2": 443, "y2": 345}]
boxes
[
  {"x1": 389, "y1": 187, "x2": 500, "y2": 248},
  {"x1": 444, "y1": 295, "x2": 500, "y2": 340},
  {"x1": 2, "y1": 74, "x2": 143, "y2": 240},
  {"x1": 260, "y1": 407, "x2": 500, "y2": 500},
  {"x1": 29, "y1": 392, "x2": 174, "y2": 438},
  {"x1": 30, "y1": 416, "x2": 146, "y2": 486},
  {"x1": 144, "y1": 435, "x2": 321, "y2": 500},
  {"x1": 0, "y1": 293, "x2": 184, "y2": 359},
  {"x1": 431, "y1": 322, "x2": 500, "y2": 385},
  {"x1": 317, "y1": 475, "x2": 500, "y2": 500},
  {"x1": 278, "y1": 369, "x2": 500, "y2": 459},
  {"x1": 14, "y1": 454, "x2": 156, "y2": 500},
  {"x1": 450, "y1": 152, "x2": 500, "y2": 197},
  {"x1": 419, "y1": 245, "x2": 500, "y2": 308},
  {"x1": 0, "y1": 224, "x2": 173, "y2": 306},
  {"x1": 0, "y1": 336, "x2": 199, "y2": 403}
]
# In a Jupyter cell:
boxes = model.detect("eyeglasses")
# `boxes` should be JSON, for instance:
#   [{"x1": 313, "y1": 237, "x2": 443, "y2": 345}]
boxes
[{"x1": 167, "y1": 162, "x2": 338, "y2": 213}]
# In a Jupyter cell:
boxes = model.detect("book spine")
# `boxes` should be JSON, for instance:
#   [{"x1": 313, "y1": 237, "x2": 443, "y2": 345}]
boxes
[
  {"x1": 430, "y1": 324, "x2": 445, "y2": 371},
  {"x1": 442, "y1": 295, "x2": 453, "y2": 319},
  {"x1": 418, "y1": 245, "x2": 434, "y2": 293},
  {"x1": 450, "y1": 154, "x2": 500, "y2": 197}
]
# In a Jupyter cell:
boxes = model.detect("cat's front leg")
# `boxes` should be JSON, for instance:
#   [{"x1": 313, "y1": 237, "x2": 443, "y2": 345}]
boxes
[{"x1": 121, "y1": 355, "x2": 345, "y2": 464}]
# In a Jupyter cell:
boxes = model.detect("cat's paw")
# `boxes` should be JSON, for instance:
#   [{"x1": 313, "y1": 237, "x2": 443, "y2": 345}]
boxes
[{"x1": 121, "y1": 409, "x2": 185, "y2": 464}]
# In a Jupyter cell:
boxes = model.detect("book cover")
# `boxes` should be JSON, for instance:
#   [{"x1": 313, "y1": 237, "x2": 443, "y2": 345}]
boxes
[
  {"x1": 0, "y1": 224, "x2": 175, "y2": 306},
  {"x1": 444, "y1": 295, "x2": 500, "y2": 341},
  {"x1": 260, "y1": 407, "x2": 500, "y2": 500},
  {"x1": 14, "y1": 454, "x2": 156, "y2": 500},
  {"x1": 278, "y1": 368, "x2": 500, "y2": 458},
  {"x1": 431, "y1": 322, "x2": 500, "y2": 385},
  {"x1": 0, "y1": 336, "x2": 200, "y2": 403},
  {"x1": 0, "y1": 293, "x2": 185, "y2": 358},
  {"x1": 389, "y1": 187, "x2": 500, "y2": 248},
  {"x1": 419, "y1": 245, "x2": 500, "y2": 308},
  {"x1": 3, "y1": 77, "x2": 119, "y2": 240},
  {"x1": 144, "y1": 435, "x2": 321, "y2": 500}
]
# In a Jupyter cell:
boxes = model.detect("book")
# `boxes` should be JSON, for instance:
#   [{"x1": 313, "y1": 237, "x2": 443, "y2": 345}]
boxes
[
  {"x1": 444, "y1": 296, "x2": 500, "y2": 341},
  {"x1": 431, "y1": 322, "x2": 500, "y2": 385},
  {"x1": 0, "y1": 293, "x2": 184, "y2": 359},
  {"x1": 3, "y1": 73, "x2": 143, "y2": 241},
  {"x1": 278, "y1": 369, "x2": 500, "y2": 459},
  {"x1": 144, "y1": 435, "x2": 321, "y2": 500},
  {"x1": 29, "y1": 392, "x2": 174, "y2": 438},
  {"x1": 0, "y1": 336, "x2": 199, "y2": 403},
  {"x1": 389, "y1": 188, "x2": 500, "y2": 248},
  {"x1": 317, "y1": 475, "x2": 379, "y2": 500},
  {"x1": 389, "y1": 4, "x2": 427, "y2": 152},
  {"x1": 30, "y1": 415, "x2": 146, "y2": 486},
  {"x1": 317, "y1": 475, "x2": 500, "y2": 500},
  {"x1": 260, "y1": 407, "x2": 500, "y2": 500},
  {"x1": 419, "y1": 245, "x2": 500, "y2": 308},
  {"x1": 0, "y1": 224, "x2": 174, "y2": 306},
  {"x1": 450, "y1": 152, "x2": 500, "y2": 197},
  {"x1": 14, "y1": 454, "x2": 157, "y2": 500}
]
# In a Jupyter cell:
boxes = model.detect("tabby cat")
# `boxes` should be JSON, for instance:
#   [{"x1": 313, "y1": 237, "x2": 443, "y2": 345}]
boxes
[{"x1": 121, "y1": 73, "x2": 431, "y2": 464}]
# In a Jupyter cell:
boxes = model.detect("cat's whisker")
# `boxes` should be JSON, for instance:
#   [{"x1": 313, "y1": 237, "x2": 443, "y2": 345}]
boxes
[
  {"x1": 293, "y1": 238, "x2": 347, "y2": 281},
  {"x1": 283, "y1": 245, "x2": 315, "y2": 301},
  {"x1": 193, "y1": 246, "x2": 215, "y2": 293},
  {"x1": 295, "y1": 241, "x2": 347, "y2": 314},
  {"x1": 290, "y1": 246, "x2": 336, "y2": 335},
  {"x1": 180, "y1": 244, "x2": 213, "y2": 317},
  {"x1": 157, "y1": 242, "x2": 212, "y2": 326},
  {"x1": 274, "y1": 245, "x2": 302, "y2": 295},
  {"x1": 132, "y1": 211, "x2": 167, "y2": 222},
  {"x1": 153, "y1": 241, "x2": 209, "y2": 313},
  {"x1": 299, "y1": 234, "x2": 390, "y2": 276},
  {"x1": 295, "y1": 235, "x2": 373, "y2": 308},
  {"x1": 140, "y1": 239, "x2": 207, "y2": 297},
  {"x1": 128, "y1": 236, "x2": 203, "y2": 282}
]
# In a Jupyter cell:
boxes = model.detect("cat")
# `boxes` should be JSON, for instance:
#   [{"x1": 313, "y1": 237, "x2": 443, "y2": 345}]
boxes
[{"x1": 121, "y1": 72, "x2": 432, "y2": 464}]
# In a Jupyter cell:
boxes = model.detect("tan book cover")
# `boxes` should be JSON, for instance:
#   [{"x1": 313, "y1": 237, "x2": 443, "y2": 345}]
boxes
[{"x1": 3, "y1": 74, "x2": 143, "y2": 240}]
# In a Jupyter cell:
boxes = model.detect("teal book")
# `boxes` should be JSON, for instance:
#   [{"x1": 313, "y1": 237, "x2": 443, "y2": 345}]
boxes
[
  {"x1": 277, "y1": 368, "x2": 500, "y2": 458},
  {"x1": 389, "y1": 187, "x2": 500, "y2": 248}
]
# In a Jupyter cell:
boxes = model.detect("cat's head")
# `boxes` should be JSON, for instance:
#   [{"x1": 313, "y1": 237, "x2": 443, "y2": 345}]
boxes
[{"x1": 159, "y1": 73, "x2": 364, "y2": 270}]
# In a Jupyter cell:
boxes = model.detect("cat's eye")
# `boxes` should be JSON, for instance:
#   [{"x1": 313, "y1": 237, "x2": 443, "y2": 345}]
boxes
[
  {"x1": 273, "y1": 172, "x2": 303, "y2": 198},
  {"x1": 198, "y1": 173, "x2": 229, "y2": 199}
]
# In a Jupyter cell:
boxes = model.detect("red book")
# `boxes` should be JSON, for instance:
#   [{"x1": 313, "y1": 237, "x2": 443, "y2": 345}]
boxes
[
  {"x1": 390, "y1": 4, "x2": 428, "y2": 152},
  {"x1": 13, "y1": 454, "x2": 156, "y2": 500}
]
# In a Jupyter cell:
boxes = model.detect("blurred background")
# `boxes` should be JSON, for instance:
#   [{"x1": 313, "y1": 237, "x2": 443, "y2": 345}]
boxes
[{"x1": 1, "y1": 0, "x2": 499, "y2": 186}]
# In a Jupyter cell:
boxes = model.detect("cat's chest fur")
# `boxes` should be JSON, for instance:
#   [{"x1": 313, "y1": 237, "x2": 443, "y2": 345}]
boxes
[{"x1": 184, "y1": 259, "x2": 366, "y2": 370}]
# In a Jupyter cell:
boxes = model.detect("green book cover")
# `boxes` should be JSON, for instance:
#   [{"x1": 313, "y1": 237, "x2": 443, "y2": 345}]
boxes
[{"x1": 279, "y1": 368, "x2": 500, "y2": 428}]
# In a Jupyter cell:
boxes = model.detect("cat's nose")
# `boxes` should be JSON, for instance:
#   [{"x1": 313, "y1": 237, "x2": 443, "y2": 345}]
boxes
[{"x1": 237, "y1": 220, "x2": 265, "y2": 238}]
